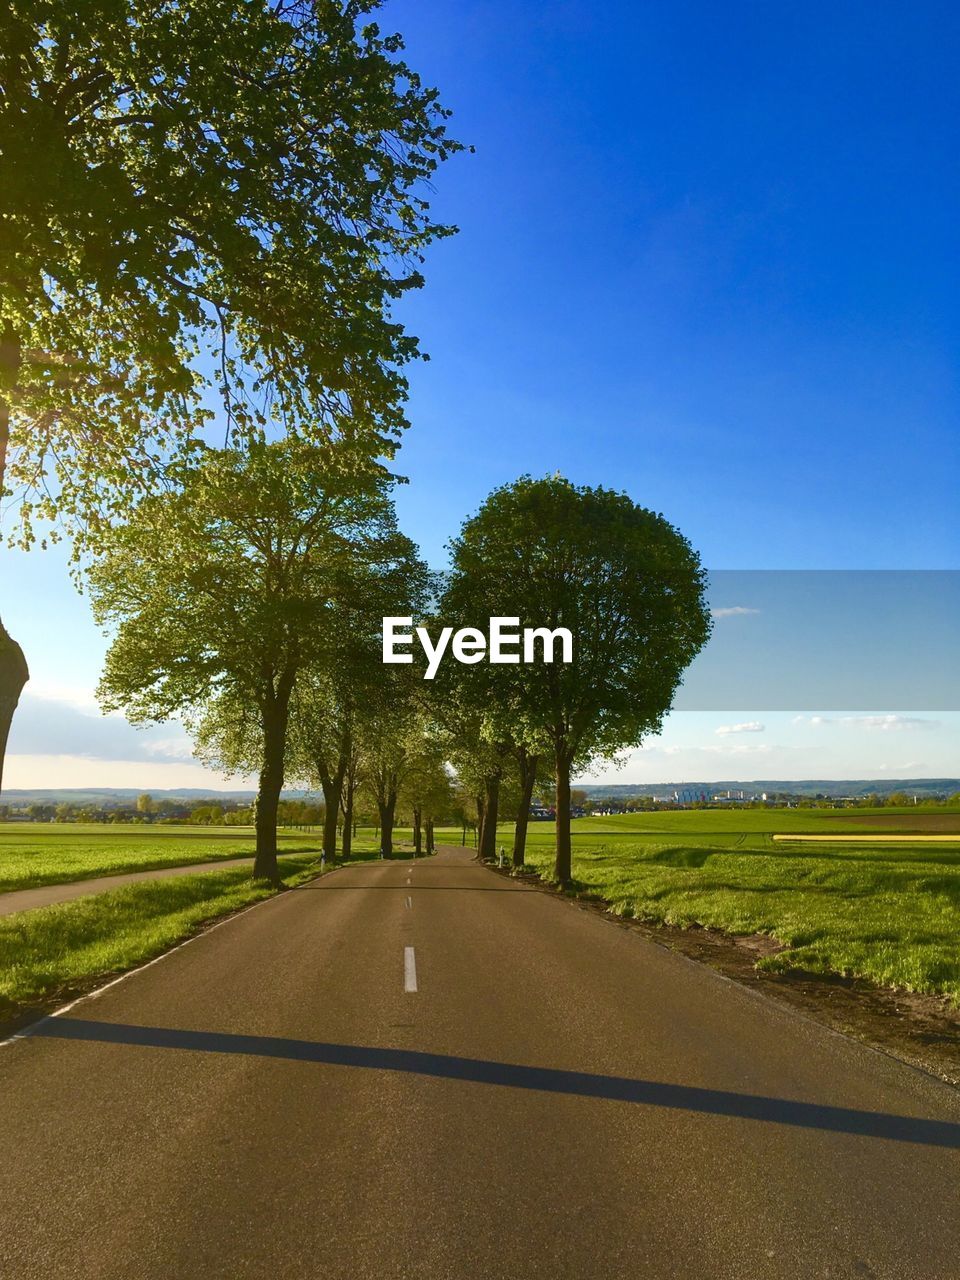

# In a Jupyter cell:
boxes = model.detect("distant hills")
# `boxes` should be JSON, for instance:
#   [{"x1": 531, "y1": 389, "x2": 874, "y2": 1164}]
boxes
[
  {"x1": 3, "y1": 778, "x2": 958, "y2": 806},
  {"x1": 579, "y1": 779, "x2": 960, "y2": 799},
  {"x1": 0, "y1": 787, "x2": 291, "y2": 806}
]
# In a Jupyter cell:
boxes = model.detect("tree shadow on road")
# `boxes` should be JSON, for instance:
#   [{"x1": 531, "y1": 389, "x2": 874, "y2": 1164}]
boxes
[{"x1": 28, "y1": 1016, "x2": 960, "y2": 1150}]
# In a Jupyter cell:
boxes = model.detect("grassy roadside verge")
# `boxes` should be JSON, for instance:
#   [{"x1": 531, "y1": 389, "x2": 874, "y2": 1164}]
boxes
[
  {"x1": 0, "y1": 852, "x2": 378, "y2": 1024},
  {"x1": 519, "y1": 840, "x2": 960, "y2": 1004}
]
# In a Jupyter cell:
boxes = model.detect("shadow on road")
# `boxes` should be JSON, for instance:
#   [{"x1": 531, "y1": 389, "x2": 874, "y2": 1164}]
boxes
[
  {"x1": 29, "y1": 1016, "x2": 960, "y2": 1149},
  {"x1": 295, "y1": 884, "x2": 524, "y2": 892}
]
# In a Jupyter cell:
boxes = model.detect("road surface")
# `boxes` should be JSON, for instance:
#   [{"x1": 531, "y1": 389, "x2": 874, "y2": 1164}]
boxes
[{"x1": 2, "y1": 846, "x2": 959, "y2": 1279}]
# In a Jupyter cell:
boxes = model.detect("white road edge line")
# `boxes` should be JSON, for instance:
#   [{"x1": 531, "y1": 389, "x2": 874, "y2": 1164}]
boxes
[
  {"x1": 404, "y1": 945, "x2": 418, "y2": 993},
  {"x1": 0, "y1": 859, "x2": 352, "y2": 1051}
]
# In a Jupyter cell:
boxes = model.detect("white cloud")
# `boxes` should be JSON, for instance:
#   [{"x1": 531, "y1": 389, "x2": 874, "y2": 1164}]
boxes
[
  {"x1": 143, "y1": 736, "x2": 196, "y2": 761},
  {"x1": 793, "y1": 714, "x2": 938, "y2": 732},
  {"x1": 844, "y1": 715, "x2": 938, "y2": 732},
  {"x1": 3, "y1": 754, "x2": 255, "y2": 791},
  {"x1": 715, "y1": 721, "x2": 765, "y2": 736},
  {"x1": 25, "y1": 680, "x2": 100, "y2": 712},
  {"x1": 8, "y1": 693, "x2": 197, "y2": 764},
  {"x1": 710, "y1": 606, "x2": 761, "y2": 620}
]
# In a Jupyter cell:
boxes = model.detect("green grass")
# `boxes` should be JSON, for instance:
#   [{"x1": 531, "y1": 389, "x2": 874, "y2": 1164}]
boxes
[
  {"x1": 509, "y1": 810, "x2": 960, "y2": 1002},
  {"x1": 0, "y1": 821, "x2": 422, "y2": 892},
  {"x1": 0, "y1": 823, "x2": 323, "y2": 892},
  {"x1": 0, "y1": 850, "x2": 385, "y2": 1021}
]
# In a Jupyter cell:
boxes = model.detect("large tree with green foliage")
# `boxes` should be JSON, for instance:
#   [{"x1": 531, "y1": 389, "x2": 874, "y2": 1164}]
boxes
[
  {"x1": 441, "y1": 476, "x2": 712, "y2": 885},
  {"x1": 0, "y1": 0, "x2": 462, "y2": 793},
  {"x1": 89, "y1": 439, "x2": 416, "y2": 880}
]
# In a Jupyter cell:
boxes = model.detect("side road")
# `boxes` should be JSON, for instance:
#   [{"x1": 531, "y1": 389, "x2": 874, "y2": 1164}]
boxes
[
  {"x1": 2, "y1": 846, "x2": 959, "y2": 1279},
  {"x1": 0, "y1": 853, "x2": 316, "y2": 917}
]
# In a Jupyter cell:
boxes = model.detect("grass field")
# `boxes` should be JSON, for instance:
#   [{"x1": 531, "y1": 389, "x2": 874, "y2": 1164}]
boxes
[
  {"x1": 505, "y1": 808, "x2": 960, "y2": 1002},
  {"x1": 0, "y1": 847, "x2": 388, "y2": 1021},
  {"x1": 0, "y1": 822, "x2": 410, "y2": 892},
  {"x1": 3, "y1": 809, "x2": 959, "y2": 1014}
]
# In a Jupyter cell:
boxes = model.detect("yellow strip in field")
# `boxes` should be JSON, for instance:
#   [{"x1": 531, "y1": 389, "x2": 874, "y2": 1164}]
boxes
[{"x1": 773, "y1": 833, "x2": 960, "y2": 842}]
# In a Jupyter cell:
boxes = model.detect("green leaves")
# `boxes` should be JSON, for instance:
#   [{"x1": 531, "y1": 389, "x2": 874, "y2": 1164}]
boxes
[
  {"x1": 89, "y1": 438, "x2": 394, "y2": 719},
  {"x1": 1, "y1": 0, "x2": 464, "y2": 543},
  {"x1": 440, "y1": 475, "x2": 713, "y2": 769}
]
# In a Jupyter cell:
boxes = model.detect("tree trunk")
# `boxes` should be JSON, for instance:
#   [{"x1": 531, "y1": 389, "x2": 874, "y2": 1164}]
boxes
[
  {"x1": 554, "y1": 744, "x2": 572, "y2": 886},
  {"x1": 479, "y1": 774, "x2": 500, "y2": 863},
  {"x1": 317, "y1": 754, "x2": 347, "y2": 862},
  {"x1": 475, "y1": 793, "x2": 486, "y2": 861},
  {"x1": 340, "y1": 774, "x2": 354, "y2": 858},
  {"x1": 253, "y1": 695, "x2": 290, "y2": 883},
  {"x1": 0, "y1": 623, "x2": 29, "y2": 799},
  {"x1": 0, "y1": 328, "x2": 27, "y2": 800},
  {"x1": 426, "y1": 818, "x2": 435, "y2": 854},
  {"x1": 513, "y1": 751, "x2": 538, "y2": 869},
  {"x1": 320, "y1": 780, "x2": 339, "y2": 861},
  {"x1": 413, "y1": 806, "x2": 422, "y2": 855},
  {"x1": 378, "y1": 794, "x2": 396, "y2": 858}
]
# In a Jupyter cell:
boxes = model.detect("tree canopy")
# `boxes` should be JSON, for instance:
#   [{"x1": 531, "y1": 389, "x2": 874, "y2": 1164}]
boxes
[
  {"x1": 0, "y1": 0, "x2": 463, "y2": 542},
  {"x1": 89, "y1": 437, "x2": 422, "y2": 878},
  {"x1": 440, "y1": 475, "x2": 712, "y2": 883}
]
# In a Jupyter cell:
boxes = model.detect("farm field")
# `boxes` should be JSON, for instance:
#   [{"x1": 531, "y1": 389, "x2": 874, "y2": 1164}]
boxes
[
  {"x1": 508, "y1": 808, "x2": 960, "y2": 1001},
  {"x1": 3, "y1": 809, "x2": 960, "y2": 1012},
  {"x1": 0, "y1": 821, "x2": 434, "y2": 893},
  {"x1": 562, "y1": 806, "x2": 960, "y2": 840},
  {"x1": 0, "y1": 823, "x2": 327, "y2": 893}
]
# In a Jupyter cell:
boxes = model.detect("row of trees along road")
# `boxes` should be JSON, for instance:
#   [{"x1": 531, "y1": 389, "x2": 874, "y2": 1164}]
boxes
[
  {"x1": 0, "y1": 0, "x2": 463, "y2": 795},
  {"x1": 88, "y1": 439, "x2": 434, "y2": 880},
  {"x1": 89, "y1": 466, "x2": 710, "y2": 886},
  {"x1": 0, "y1": 5, "x2": 711, "y2": 886}
]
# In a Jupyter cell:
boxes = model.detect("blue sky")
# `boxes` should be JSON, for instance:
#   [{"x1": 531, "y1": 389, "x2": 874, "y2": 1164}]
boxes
[{"x1": 3, "y1": 0, "x2": 958, "y2": 788}]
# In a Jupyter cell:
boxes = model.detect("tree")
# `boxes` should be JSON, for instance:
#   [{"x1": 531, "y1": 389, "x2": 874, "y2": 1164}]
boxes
[
  {"x1": 89, "y1": 438, "x2": 411, "y2": 881},
  {"x1": 0, "y1": 0, "x2": 463, "y2": 794},
  {"x1": 357, "y1": 677, "x2": 423, "y2": 859},
  {"x1": 293, "y1": 674, "x2": 354, "y2": 862},
  {"x1": 136, "y1": 792, "x2": 156, "y2": 817},
  {"x1": 289, "y1": 550, "x2": 430, "y2": 861},
  {"x1": 400, "y1": 738, "x2": 452, "y2": 855},
  {"x1": 449, "y1": 732, "x2": 511, "y2": 863},
  {"x1": 508, "y1": 746, "x2": 554, "y2": 868},
  {"x1": 0, "y1": 623, "x2": 28, "y2": 795},
  {"x1": 441, "y1": 476, "x2": 711, "y2": 885}
]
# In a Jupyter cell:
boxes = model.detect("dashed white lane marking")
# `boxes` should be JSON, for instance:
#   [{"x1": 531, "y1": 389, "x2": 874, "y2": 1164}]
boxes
[
  {"x1": 405, "y1": 896, "x2": 412, "y2": 909},
  {"x1": 404, "y1": 946, "x2": 418, "y2": 993}
]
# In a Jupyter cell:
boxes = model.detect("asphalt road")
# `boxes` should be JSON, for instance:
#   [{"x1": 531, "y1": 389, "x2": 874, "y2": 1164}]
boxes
[{"x1": 2, "y1": 846, "x2": 959, "y2": 1279}]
